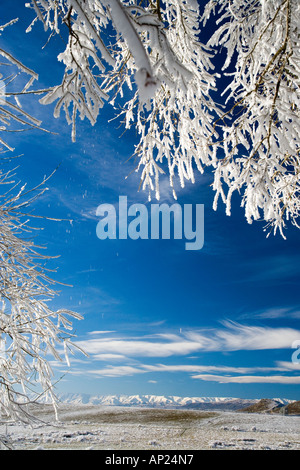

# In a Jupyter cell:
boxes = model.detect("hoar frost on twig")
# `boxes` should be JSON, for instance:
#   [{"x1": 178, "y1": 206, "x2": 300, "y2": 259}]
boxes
[
  {"x1": 0, "y1": 20, "x2": 85, "y2": 424},
  {"x1": 203, "y1": 0, "x2": 300, "y2": 237},
  {"x1": 25, "y1": 0, "x2": 300, "y2": 235},
  {"x1": 0, "y1": 165, "x2": 85, "y2": 423},
  {"x1": 26, "y1": 0, "x2": 220, "y2": 199}
]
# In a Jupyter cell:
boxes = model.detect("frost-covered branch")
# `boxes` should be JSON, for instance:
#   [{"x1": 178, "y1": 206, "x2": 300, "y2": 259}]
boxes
[
  {"x1": 0, "y1": 19, "x2": 54, "y2": 152},
  {"x1": 101, "y1": 0, "x2": 219, "y2": 200},
  {"x1": 25, "y1": 0, "x2": 300, "y2": 235},
  {"x1": 0, "y1": 20, "x2": 84, "y2": 423},
  {"x1": 203, "y1": 0, "x2": 300, "y2": 236},
  {"x1": 0, "y1": 165, "x2": 84, "y2": 423}
]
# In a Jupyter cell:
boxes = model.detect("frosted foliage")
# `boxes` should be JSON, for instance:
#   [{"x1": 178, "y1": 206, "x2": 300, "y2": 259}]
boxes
[
  {"x1": 0, "y1": 170, "x2": 84, "y2": 423},
  {"x1": 0, "y1": 21, "x2": 84, "y2": 423},
  {"x1": 27, "y1": 0, "x2": 300, "y2": 235},
  {"x1": 0, "y1": 19, "x2": 42, "y2": 152},
  {"x1": 0, "y1": 0, "x2": 298, "y2": 427},
  {"x1": 102, "y1": 0, "x2": 219, "y2": 200},
  {"x1": 203, "y1": 0, "x2": 300, "y2": 236}
]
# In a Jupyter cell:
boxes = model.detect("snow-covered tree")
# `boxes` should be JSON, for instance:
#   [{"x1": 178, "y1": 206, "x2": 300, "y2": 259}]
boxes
[
  {"x1": 0, "y1": 166, "x2": 83, "y2": 424},
  {"x1": 0, "y1": 20, "x2": 84, "y2": 425},
  {"x1": 24, "y1": 0, "x2": 299, "y2": 237},
  {"x1": 0, "y1": 0, "x2": 299, "y2": 420},
  {"x1": 0, "y1": 0, "x2": 298, "y2": 430},
  {"x1": 203, "y1": 0, "x2": 300, "y2": 237}
]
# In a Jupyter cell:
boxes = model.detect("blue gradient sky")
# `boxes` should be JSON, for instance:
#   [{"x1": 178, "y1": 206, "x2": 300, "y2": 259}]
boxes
[{"x1": 1, "y1": 2, "x2": 300, "y2": 400}]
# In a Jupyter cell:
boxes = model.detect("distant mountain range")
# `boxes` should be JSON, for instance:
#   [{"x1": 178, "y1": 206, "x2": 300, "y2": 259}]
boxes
[{"x1": 53, "y1": 394, "x2": 294, "y2": 411}]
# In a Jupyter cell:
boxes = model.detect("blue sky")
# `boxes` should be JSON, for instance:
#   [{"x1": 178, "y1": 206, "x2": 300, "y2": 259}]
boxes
[{"x1": 1, "y1": 2, "x2": 300, "y2": 400}]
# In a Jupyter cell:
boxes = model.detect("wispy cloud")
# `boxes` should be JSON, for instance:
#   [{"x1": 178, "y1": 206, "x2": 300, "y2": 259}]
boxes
[
  {"x1": 75, "y1": 322, "x2": 300, "y2": 359},
  {"x1": 88, "y1": 365, "x2": 145, "y2": 377},
  {"x1": 209, "y1": 320, "x2": 300, "y2": 351},
  {"x1": 76, "y1": 336, "x2": 202, "y2": 358},
  {"x1": 69, "y1": 362, "x2": 297, "y2": 381},
  {"x1": 88, "y1": 330, "x2": 116, "y2": 335},
  {"x1": 192, "y1": 375, "x2": 300, "y2": 384},
  {"x1": 276, "y1": 361, "x2": 300, "y2": 371},
  {"x1": 240, "y1": 306, "x2": 300, "y2": 320},
  {"x1": 94, "y1": 354, "x2": 127, "y2": 361},
  {"x1": 65, "y1": 322, "x2": 300, "y2": 385}
]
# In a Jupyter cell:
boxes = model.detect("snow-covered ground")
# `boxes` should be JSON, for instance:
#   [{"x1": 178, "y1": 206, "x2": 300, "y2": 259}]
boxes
[{"x1": 1, "y1": 404, "x2": 299, "y2": 450}]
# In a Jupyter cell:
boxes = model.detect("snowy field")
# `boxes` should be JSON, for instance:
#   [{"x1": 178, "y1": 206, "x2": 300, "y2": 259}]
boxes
[{"x1": 1, "y1": 404, "x2": 300, "y2": 450}]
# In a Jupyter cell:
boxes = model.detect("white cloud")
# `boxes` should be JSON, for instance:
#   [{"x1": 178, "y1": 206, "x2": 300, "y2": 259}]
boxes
[
  {"x1": 88, "y1": 365, "x2": 146, "y2": 377},
  {"x1": 70, "y1": 323, "x2": 300, "y2": 384},
  {"x1": 192, "y1": 374, "x2": 300, "y2": 384},
  {"x1": 74, "y1": 362, "x2": 291, "y2": 378},
  {"x1": 75, "y1": 322, "x2": 300, "y2": 359},
  {"x1": 214, "y1": 321, "x2": 300, "y2": 351},
  {"x1": 75, "y1": 337, "x2": 202, "y2": 358},
  {"x1": 141, "y1": 364, "x2": 283, "y2": 374},
  {"x1": 88, "y1": 331, "x2": 116, "y2": 335},
  {"x1": 241, "y1": 306, "x2": 300, "y2": 320},
  {"x1": 276, "y1": 361, "x2": 300, "y2": 371},
  {"x1": 93, "y1": 354, "x2": 127, "y2": 361}
]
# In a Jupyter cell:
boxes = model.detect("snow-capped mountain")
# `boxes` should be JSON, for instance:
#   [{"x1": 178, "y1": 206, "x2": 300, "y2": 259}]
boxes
[{"x1": 52, "y1": 394, "x2": 293, "y2": 410}]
